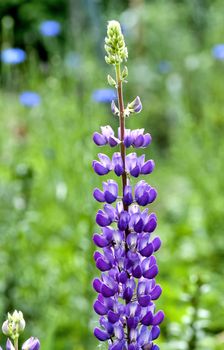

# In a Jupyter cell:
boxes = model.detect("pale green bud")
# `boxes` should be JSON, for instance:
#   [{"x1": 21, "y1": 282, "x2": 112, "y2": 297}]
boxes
[
  {"x1": 105, "y1": 20, "x2": 128, "y2": 65},
  {"x1": 121, "y1": 66, "x2": 128, "y2": 80},
  {"x1": 107, "y1": 74, "x2": 117, "y2": 87}
]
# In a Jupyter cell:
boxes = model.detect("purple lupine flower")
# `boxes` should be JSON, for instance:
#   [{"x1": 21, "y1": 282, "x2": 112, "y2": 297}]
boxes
[
  {"x1": 6, "y1": 339, "x2": 14, "y2": 350},
  {"x1": 39, "y1": 20, "x2": 61, "y2": 37},
  {"x1": 92, "y1": 20, "x2": 164, "y2": 350},
  {"x1": 22, "y1": 337, "x2": 40, "y2": 350},
  {"x1": 93, "y1": 126, "x2": 151, "y2": 148},
  {"x1": 1, "y1": 48, "x2": 26, "y2": 64}
]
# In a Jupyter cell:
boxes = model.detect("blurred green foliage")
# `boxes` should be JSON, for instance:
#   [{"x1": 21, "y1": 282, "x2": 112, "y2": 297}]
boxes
[{"x1": 0, "y1": 1, "x2": 224, "y2": 350}]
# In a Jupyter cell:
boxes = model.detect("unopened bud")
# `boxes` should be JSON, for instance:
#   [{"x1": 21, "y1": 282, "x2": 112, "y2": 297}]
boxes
[
  {"x1": 105, "y1": 20, "x2": 128, "y2": 65},
  {"x1": 121, "y1": 66, "x2": 128, "y2": 80},
  {"x1": 107, "y1": 75, "x2": 117, "y2": 88},
  {"x1": 111, "y1": 100, "x2": 119, "y2": 116}
]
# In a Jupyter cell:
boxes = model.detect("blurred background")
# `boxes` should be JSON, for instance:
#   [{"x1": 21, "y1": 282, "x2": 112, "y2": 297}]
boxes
[{"x1": 0, "y1": 0, "x2": 224, "y2": 349}]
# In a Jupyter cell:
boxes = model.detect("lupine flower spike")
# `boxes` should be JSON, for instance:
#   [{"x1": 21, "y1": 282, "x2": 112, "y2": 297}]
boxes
[
  {"x1": 92, "y1": 20, "x2": 164, "y2": 350},
  {"x1": 1, "y1": 311, "x2": 40, "y2": 350}
]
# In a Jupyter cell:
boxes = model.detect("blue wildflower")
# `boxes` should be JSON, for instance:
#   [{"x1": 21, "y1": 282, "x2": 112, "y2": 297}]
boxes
[
  {"x1": 64, "y1": 52, "x2": 81, "y2": 69},
  {"x1": 39, "y1": 20, "x2": 61, "y2": 37},
  {"x1": 92, "y1": 89, "x2": 117, "y2": 103},
  {"x1": 19, "y1": 92, "x2": 41, "y2": 107},
  {"x1": 157, "y1": 61, "x2": 172, "y2": 74},
  {"x1": 1, "y1": 48, "x2": 26, "y2": 64},
  {"x1": 212, "y1": 44, "x2": 224, "y2": 60}
]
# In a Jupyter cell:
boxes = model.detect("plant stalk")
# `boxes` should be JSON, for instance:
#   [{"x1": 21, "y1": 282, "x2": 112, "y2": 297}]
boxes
[
  {"x1": 115, "y1": 64, "x2": 128, "y2": 211},
  {"x1": 115, "y1": 63, "x2": 130, "y2": 345}
]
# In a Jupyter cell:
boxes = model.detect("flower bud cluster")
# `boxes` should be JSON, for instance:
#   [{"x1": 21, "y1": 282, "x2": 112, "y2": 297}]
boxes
[
  {"x1": 2, "y1": 311, "x2": 25, "y2": 340},
  {"x1": 1, "y1": 311, "x2": 40, "y2": 350},
  {"x1": 105, "y1": 20, "x2": 128, "y2": 65}
]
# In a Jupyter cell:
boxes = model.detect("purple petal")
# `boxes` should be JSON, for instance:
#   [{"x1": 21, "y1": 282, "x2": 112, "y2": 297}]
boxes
[
  {"x1": 110, "y1": 340, "x2": 126, "y2": 350},
  {"x1": 109, "y1": 136, "x2": 120, "y2": 147},
  {"x1": 142, "y1": 133, "x2": 152, "y2": 147},
  {"x1": 92, "y1": 161, "x2": 109, "y2": 175},
  {"x1": 151, "y1": 345, "x2": 160, "y2": 350},
  {"x1": 136, "y1": 192, "x2": 150, "y2": 206},
  {"x1": 108, "y1": 310, "x2": 120, "y2": 323},
  {"x1": 92, "y1": 278, "x2": 102, "y2": 293},
  {"x1": 139, "y1": 242, "x2": 154, "y2": 257},
  {"x1": 143, "y1": 265, "x2": 159, "y2": 279},
  {"x1": 151, "y1": 326, "x2": 160, "y2": 340},
  {"x1": 93, "y1": 300, "x2": 107, "y2": 315},
  {"x1": 22, "y1": 338, "x2": 40, "y2": 350},
  {"x1": 144, "y1": 215, "x2": 157, "y2": 233},
  {"x1": 141, "y1": 311, "x2": 153, "y2": 326},
  {"x1": 104, "y1": 191, "x2": 117, "y2": 203},
  {"x1": 152, "y1": 311, "x2": 164, "y2": 325},
  {"x1": 93, "y1": 233, "x2": 108, "y2": 247},
  {"x1": 138, "y1": 295, "x2": 151, "y2": 307},
  {"x1": 118, "y1": 271, "x2": 128, "y2": 284},
  {"x1": 118, "y1": 211, "x2": 130, "y2": 230},
  {"x1": 152, "y1": 237, "x2": 161, "y2": 252},
  {"x1": 133, "y1": 96, "x2": 142, "y2": 113},
  {"x1": 93, "y1": 188, "x2": 105, "y2": 202},
  {"x1": 148, "y1": 188, "x2": 157, "y2": 203},
  {"x1": 98, "y1": 153, "x2": 112, "y2": 169},
  {"x1": 141, "y1": 160, "x2": 155, "y2": 175},
  {"x1": 151, "y1": 285, "x2": 162, "y2": 300},
  {"x1": 96, "y1": 212, "x2": 111, "y2": 227},
  {"x1": 96, "y1": 257, "x2": 111, "y2": 271},
  {"x1": 123, "y1": 185, "x2": 133, "y2": 205},
  {"x1": 114, "y1": 324, "x2": 125, "y2": 340},
  {"x1": 6, "y1": 340, "x2": 14, "y2": 350},
  {"x1": 114, "y1": 164, "x2": 124, "y2": 176},
  {"x1": 130, "y1": 165, "x2": 140, "y2": 177},
  {"x1": 123, "y1": 287, "x2": 133, "y2": 302},
  {"x1": 101, "y1": 284, "x2": 116, "y2": 297},
  {"x1": 93, "y1": 132, "x2": 107, "y2": 146},
  {"x1": 134, "y1": 217, "x2": 144, "y2": 233},
  {"x1": 133, "y1": 134, "x2": 144, "y2": 147},
  {"x1": 94, "y1": 327, "x2": 110, "y2": 341},
  {"x1": 132, "y1": 264, "x2": 142, "y2": 278},
  {"x1": 124, "y1": 135, "x2": 133, "y2": 147}
]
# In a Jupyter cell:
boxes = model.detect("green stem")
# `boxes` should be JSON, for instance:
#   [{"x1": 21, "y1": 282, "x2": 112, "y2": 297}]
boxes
[
  {"x1": 14, "y1": 337, "x2": 19, "y2": 350},
  {"x1": 115, "y1": 64, "x2": 128, "y2": 211},
  {"x1": 115, "y1": 63, "x2": 130, "y2": 345}
]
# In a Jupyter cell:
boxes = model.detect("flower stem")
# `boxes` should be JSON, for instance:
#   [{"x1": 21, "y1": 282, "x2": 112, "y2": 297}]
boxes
[
  {"x1": 115, "y1": 63, "x2": 130, "y2": 345},
  {"x1": 115, "y1": 63, "x2": 128, "y2": 211},
  {"x1": 14, "y1": 337, "x2": 18, "y2": 350}
]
